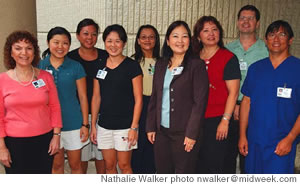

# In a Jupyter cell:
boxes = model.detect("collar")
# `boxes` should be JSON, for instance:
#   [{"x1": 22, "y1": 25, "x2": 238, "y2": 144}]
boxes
[
  {"x1": 237, "y1": 38, "x2": 265, "y2": 53},
  {"x1": 43, "y1": 55, "x2": 71, "y2": 69}
]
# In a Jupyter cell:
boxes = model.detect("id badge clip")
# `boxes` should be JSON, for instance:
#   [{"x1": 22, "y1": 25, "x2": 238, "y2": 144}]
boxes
[
  {"x1": 148, "y1": 64, "x2": 155, "y2": 75},
  {"x1": 46, "y1": 69, "x2": 53, "y2": 74},
  {"x1": 171, "y1": 66, "x2": 184, "y2": 76},
  {"x1": 96, "y1": 68, "x2": 108, "y2": 79},
  {"x1": 239, "y1": 61, "x2": 248, "y2": 71},
  {"x1": 277, "y1": 83, "x2": 292, "y2": 98},
  {"x1": 32, "y1": 79, "x2": 46, "y2": 88}
]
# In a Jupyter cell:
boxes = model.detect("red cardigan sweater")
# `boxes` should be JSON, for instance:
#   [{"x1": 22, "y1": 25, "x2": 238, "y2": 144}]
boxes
[{"x1": 204, "y1": 48, "x2": 234, "y2": 118}]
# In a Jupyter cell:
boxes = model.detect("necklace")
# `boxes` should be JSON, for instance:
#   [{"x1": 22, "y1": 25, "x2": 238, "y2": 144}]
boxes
[
  {"x1": 14, "y1": 66, "x2": 35, "y2": 86},
  {"x1": 107, "y1": 57, "x2": 124, "y2": 69},
  {"x1": 201, "y1": 46, "x2": 219, "y2": 60}
]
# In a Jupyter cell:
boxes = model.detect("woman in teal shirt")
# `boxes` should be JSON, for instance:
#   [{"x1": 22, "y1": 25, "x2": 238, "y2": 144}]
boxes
[{"x1": 39, "y1": 27, "x2": 89, "y2": 174}]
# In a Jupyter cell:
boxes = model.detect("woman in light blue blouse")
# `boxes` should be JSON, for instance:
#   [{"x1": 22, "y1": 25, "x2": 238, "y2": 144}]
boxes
[{"x1": 146, "y1": 21, "x2": 209, "y2": 173}]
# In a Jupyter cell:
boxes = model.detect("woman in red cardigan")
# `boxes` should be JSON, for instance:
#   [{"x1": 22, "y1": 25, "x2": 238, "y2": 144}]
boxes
[{"x1": 192, "y1": 16, "x2": 241, "y2": 173}]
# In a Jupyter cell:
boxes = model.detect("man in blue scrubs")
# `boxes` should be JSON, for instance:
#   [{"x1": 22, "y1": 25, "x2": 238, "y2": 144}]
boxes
[{"x1": 239, "y1": 20, "x2": 300, "y2": 173}]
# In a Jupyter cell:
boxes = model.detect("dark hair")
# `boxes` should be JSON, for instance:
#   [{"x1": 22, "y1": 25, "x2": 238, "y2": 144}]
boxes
[
  {"x1": 192, "y1": 16, "x2": 224, "y2": 54},
  {"x1": 102, "y1": 24, "x2": 127, "y2": 43},
  {"x1": 3, "y1": 30, "x2": 40, "y2": 69},
  {"x1": 161, "y1": 20, "x2": 193, "y2": 67},
  {"x1": 238, "y1": 5, "x2": 260, "y2": 21},
  {"x1": 42, "y1": 26, "x2": 71, "y2": 59},
  {"x1": 265, "y1": 20, "x2": 294, "y2": 40},
  {"x1": 133, "y1": 25, "x2": 160, "y2": 63},
  {"x1": 76, "y1": 18, "x2": 99, "y2": 35}
]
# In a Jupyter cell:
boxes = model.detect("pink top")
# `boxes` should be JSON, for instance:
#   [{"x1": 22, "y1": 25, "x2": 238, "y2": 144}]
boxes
[{"x1": 0, "y1": 70, "x2": 62, "y2": 137}]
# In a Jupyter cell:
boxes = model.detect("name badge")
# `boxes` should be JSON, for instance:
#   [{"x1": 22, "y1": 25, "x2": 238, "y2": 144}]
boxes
[
  {"x1": 46, "y1": 69, "x2": 53, "y2": 74},
  {"x1": 239, "y1": 62, "x2": 248, "y2": 71},
  {"x1": 32, "y1": 79, "x2": 46, "y2": 88},
  {"x1": 148, "y1": 64, "x2": 155, "y2": 75},
  {"x1": 171, "y1": 67, "x2": 184, "y2": 76},
  {"x1": 96, "y1": 69, "x2": 107, "y2": 79},
  {"x1": 277, "y1": 87, "x2": 292, "y2": 98}
]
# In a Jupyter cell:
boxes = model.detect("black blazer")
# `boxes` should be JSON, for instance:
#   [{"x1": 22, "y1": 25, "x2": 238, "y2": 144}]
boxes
[{"x1": 146, "y1": 57, "x2": 209, "y2": 140}]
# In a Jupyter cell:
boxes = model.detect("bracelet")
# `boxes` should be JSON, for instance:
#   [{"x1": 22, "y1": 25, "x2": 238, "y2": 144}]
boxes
[
  {"x1": 130, "y1": 127, "x2": 138, "y2": 131},
  {"x1": 82, "y1": 123, "x2": 90, "y2": 129},
  {"x1": 223, "y1": 113, "x2": 232, "y2": 118},
  {"x1": 53, "y1": 133, "x2": 61, "y2": 136},
  {"x1": 222, "y1": 116, "x2": 230, "y2": 121}
]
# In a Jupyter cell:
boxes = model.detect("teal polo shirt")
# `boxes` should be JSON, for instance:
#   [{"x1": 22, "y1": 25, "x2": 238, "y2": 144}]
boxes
[
  {"x1": 39, "y1": 55, "x2": 86, "y2": 131},
  {"x1": 226, "y1": 39, "x2": 269, "y2": 101}
]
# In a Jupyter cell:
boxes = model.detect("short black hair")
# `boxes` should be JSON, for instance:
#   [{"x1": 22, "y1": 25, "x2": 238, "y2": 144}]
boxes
[
  {"x1": 238, "y1": 5, "x2": 260, "y2": 21},
  {"x1": 102, "y1": 24, "x2": 127, "y2": 43},
  {"x1": 265, "y1": 20, "x2": 294, "y2": 40},
  {"x1": 76, "y1": 18, "x2": 99, "y2": 35},
  {"x1": 42, "y1": 27, "x2": 71, "y2": 59}
]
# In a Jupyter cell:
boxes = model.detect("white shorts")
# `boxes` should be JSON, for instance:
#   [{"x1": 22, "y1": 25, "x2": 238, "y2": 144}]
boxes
[
  {"x1": 81, "y1": 115, "x2": 103, "y2": 161},
  {"x1": 60, "y1": 129, "x2": 89, "y2": 151},
  {"x1": 97, "y1": 125, "x2": 138, "y2": 151},
  {"x1": 81, "y1": 142, "x2": 103, "y2": 161}
]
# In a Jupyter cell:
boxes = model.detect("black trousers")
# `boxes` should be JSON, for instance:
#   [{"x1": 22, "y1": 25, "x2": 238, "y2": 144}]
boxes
[
  {"x1": 4, "y1": 131, "x2": 54, "y2": 174},
  {"x1": 197, "y1": 116, "x2": 234, "y2": 174},
  {"x1": 131, "y1": 95, "x2": 156, "y2": 174},
  {"x1": 225, "y1": 119, "x2": 246, "y2": 174},
  {"x1": 223, "y1": 119, "x2": 240, "y2": 173},
  {"x1": 154, "y1": 126, "x2": 201, "y2": 174}
]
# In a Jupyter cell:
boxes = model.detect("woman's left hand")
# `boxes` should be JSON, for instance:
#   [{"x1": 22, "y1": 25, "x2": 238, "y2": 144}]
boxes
[
  {"x1": 184, "y1": 137, "x2": 196, "y2": 152},
  {"x1": 128, "y1": 129, "x2": 138, "y2": 149},
  {"x1": 80, "y1": 127, "x2": 89, "y2": 142},
  {"x1": 216, "y1": 118, "x2": 229, "y2": 141},
  {"x1": 48, "y1": 135, "x2": 60, "y2": 156}
]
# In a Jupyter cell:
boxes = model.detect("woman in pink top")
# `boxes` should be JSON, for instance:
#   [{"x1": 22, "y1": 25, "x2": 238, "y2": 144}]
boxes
[{"x1": 0, "y1": 31, "x2": 62, "y2": 174}]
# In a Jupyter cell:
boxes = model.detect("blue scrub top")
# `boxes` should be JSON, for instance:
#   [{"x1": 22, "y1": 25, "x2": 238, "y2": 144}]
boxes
[
  {"x1": 242, "y1": 56, "x2": 300, "y2": 173},
  {"x1": 39, "y1": 55, "x2": 86, "y2": 131}
]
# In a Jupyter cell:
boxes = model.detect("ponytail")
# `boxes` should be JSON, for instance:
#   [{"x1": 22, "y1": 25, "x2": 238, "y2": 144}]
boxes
[{"x1": 42, "y1": 48, "x2": 50, "y2": 59}]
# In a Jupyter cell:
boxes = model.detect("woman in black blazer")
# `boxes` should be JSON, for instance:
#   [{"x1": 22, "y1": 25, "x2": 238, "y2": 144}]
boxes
[{"x1": 146, "y1": 20, "x2": 209, "y2": 174}]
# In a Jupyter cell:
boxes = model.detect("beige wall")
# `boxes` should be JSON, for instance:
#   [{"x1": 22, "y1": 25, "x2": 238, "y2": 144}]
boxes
[
  {"x1": 37, "y1": 0, "x2": 300, "y2": 58},
  {"x1": 0, "y1": 0, "x2": 37, "y2": 72}
]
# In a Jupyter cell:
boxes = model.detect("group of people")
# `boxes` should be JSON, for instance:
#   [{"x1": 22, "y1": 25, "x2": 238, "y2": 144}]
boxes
[{"x1": 0, "y1": 4, "x2": 299, "y2": 174}]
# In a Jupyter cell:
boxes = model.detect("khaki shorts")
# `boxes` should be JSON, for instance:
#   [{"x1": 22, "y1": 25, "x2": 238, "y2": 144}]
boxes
[{"x1": 97, "y1": 125, "x2": 138, "y2": 151}]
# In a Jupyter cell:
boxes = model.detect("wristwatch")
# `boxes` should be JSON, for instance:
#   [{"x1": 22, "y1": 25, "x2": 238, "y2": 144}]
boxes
[
  {"x1": 130, "y1": 127, "x2": 138, "y2": 131},
  {"x1": 82, "y1": 123, "x2": 90, "y2": 129}
]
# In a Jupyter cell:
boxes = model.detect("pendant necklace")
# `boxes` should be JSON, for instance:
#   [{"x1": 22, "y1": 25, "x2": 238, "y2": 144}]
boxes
[{"x1": 14, "y1": 66, "x2": 35, "y2": 86}]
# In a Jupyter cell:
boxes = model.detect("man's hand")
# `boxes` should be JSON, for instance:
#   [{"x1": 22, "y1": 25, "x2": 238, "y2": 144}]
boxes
[{"x1": 274, "y1": 136, "x2": 293, "y2": 156}]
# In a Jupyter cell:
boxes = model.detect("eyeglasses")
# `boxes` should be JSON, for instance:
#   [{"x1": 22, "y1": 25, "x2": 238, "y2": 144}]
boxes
[
  {"x1": 139, "y1": 35, "x2": 155, "y2": 41},
  {"x1": 239, "y1": 16, "x2": 256, "y2": 21},
  {"x1": 267, "y1": 32, "x2": 287, "y2": 40}
]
